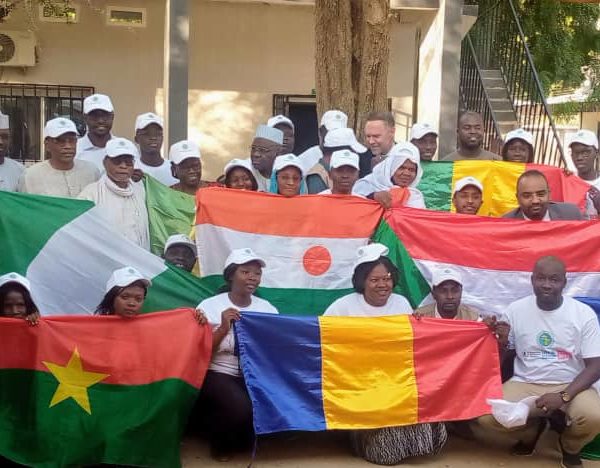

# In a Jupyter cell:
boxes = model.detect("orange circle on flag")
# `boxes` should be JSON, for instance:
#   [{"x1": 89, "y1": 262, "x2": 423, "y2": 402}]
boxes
[{"x1": 302, "y1": 246, "x2": 332, "y2": 276}]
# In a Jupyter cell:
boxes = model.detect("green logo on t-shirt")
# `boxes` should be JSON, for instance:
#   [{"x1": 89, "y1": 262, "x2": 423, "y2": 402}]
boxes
[{"x1": 537, "y1": 331, "x2": 554, "y2": 347}]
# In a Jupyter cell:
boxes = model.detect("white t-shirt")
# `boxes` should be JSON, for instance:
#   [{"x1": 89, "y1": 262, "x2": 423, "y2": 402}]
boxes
[
  {"x1": 76, "y1": 133, "x2": 114, "y2": 173},
  {"x1": 136, "y1": 159, "x2": 178, "y2": 187},
  {"x1": 197, "y1": 293, "x2": 279, "y2": 377},
  {"x1": 504, "y1": 295, "x2": 600, "y2": 385},
  {"x1": 0, "y1": 157, "x2": 24, "y2": 191},
  {"x1": 323, "y1": 292, "x2": 413, "y2": 317}
]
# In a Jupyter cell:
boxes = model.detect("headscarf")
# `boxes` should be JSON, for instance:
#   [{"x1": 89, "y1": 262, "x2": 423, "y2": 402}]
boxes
[
  {"x1": 268, "y1": 154, "x2": 308, "y2": 195},
  {"x1": 353, "y1": 142, "x2": 423, "y2": 195}
]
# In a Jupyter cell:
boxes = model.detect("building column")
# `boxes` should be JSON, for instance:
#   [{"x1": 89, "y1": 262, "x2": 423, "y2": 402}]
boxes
[{"x1": 164, "y1": 0, "x2": 189, "y2": 147}]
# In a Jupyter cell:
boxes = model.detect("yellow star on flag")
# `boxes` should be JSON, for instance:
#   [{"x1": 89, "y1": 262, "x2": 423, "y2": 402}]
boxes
[{"x1": 43, "y1": 348, "x2": 109, "y2": 415}]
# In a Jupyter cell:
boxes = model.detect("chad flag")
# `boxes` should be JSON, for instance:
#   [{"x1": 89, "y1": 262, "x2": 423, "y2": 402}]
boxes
[{"x1": 236, "y1": 313, "x2": 502, "y2": 434}]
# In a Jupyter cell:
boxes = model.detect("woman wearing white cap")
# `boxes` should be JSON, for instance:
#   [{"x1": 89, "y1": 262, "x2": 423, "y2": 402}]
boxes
[
  {"x1": 269, "y1": 154, "x2": 307, "y2": 197},
  {"x1": 353, "y1": 142, "x2": 426, "y2": 209},
  {"x1": 324, "y1": 244, "x2": 447, "y2": 464},
  {"x1": 95, "y1": 267, "x2": 152, "y2": 317},
  {"x1": 78, "y1": 138, "x2": 150, "y2": 250},
  {"x1": 223, "y1": 159, "x2": 258, "y2": 191},
  {"x1": 0, "y1": 272, "x2": 40, "y2": 325},
  {"x1": 502, "y1": 129, "x2": 534, "y2": 163},
  {"x1": 195, "y1": 248, "x2": 278, "y2": 461}
]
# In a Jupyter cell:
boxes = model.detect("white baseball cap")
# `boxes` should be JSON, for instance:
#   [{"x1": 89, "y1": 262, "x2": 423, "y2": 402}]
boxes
[
  {"x1": 105, "y1": 266, "x2": 151, "y2": 293},
  {"x1": 273, "y1": 153, "x2": 305, "y2": 176},
  {"x1": 84, "y1": 94, "x2": 114, "y2": 114},
  {"x1": 44, "y1": 118, "x2": 77, "y2": 138},
  {"x1": 224, "y1": 158, "x2": 254, "y2": 176},
  {"x1": 330, "y1": 150, "x2": 359, "y2": 170},
  {"x1": 0, "y1": 112, "x2": 9, "y2": 130},
  {"x1": 431, "y1": 268, "x2": 463, "y2": 287},
  {"x1": 324, "y1": 128, "x2": 367, "y2": 153},
  {"x1": 169, "y1": 140, "x2": 201, "y2": 165},
  {"x1": 505, "y1": 128, "x2": 534, "y2": 147},
  {"x1": 267, "y1": 115, "x2": 294, "y2": 131},
  {"x1": 106, "y1": 138, "x2": 139, "y2": 159},
  {"x1": 0, "y1": 272, "x2": 31, "y2": 292},
  {"x1": 354, "y1": 243, "x2": 389, "y2": 270},
  {"x1": 135, "y1": 112, "x2": 163, "y2": 131},
  {"x1": 569, "y1": 129, "x2": 598, "y2": 150},
  {"x1": 164, "y1": 234, "x2": 196, "y2": 255},
  {"x1": 453, "y1": 176, "x2": 483, "y2": 195},
  {"x1": 225, "y1": 248, "x2": 266, "y2": 269},
  {"x1": 320, "y1": 110, "x2": 348, "y2": 131},
  {"x1": 410, "y1": 123, "x2": 438, "y2": 141}
]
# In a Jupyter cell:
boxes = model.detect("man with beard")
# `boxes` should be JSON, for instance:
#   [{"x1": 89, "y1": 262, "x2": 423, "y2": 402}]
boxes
[
  {"x1": 502, "y1": 170, "x2": 582, "y2": 220},
  {"x1": 569, "y1": 129, "x2": 599, "y2": 219},
  {"x1": 415, "y1": 268, "x2": 479, "y2": 320},
  {"x1": 134, "y1": 112, "x2": 177, "y2": 186},
  {"x1": 249, "y1": 125, "x2": 283, "y2": 192},
  {"x1": 0, "y1": 112, "x2": 23, "y2": 191},
  {"x1": 443, "y1": 111, "x2": 501, "y2": 161},
  {"x1": 76, "y1": 94, "x2": 115, "y2": 172},
  {"x1": 19, "y1": 117, "x2": 99, "y2": 197}
]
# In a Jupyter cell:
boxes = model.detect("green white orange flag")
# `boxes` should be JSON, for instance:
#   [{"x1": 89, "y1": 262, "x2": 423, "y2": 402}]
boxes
[
  {"x1": 0, "y1": 191, "x2": 212, "y2": 315},
  {"x1": 195, "y1": 188, "x2": 384, "y2": 314},
  {"x1": 0, "y1": 309, "x2": 212, "y2": 467}
]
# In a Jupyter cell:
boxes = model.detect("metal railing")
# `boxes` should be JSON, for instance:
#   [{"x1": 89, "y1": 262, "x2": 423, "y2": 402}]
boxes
[
  {"x1": 461, "y1": 0, "x2": 566, "y2": 166},
  {"x1": 459, "y1": 35, "x2": 503, "y2": 152}
]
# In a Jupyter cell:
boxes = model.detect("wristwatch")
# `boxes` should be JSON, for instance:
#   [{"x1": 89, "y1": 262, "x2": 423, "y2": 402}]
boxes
[{"x1": 559, "y1": 391, "x2": 572, "y2": 403}]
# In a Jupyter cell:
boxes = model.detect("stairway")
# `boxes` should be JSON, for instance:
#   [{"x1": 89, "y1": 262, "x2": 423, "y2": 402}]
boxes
[{"x1": 480, "y1": 69, "x2": 518, "y2": 136}]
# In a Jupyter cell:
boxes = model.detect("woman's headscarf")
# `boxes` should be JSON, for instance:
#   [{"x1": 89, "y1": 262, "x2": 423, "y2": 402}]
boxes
[
  {"x1": 353, "y1": 142, "x2": 423, "y2": 196},
  {"x1": 268, "y1": 154, "x2": 308, "y2": 195}
]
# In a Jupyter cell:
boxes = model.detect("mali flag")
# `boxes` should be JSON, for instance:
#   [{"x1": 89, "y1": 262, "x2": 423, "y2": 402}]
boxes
[
  {"x1": 236, "y1": 313, "x2": 502, "y2": 434},
  {"x1": 0, "y1": 309, "x2": 212, "y2": 467}
]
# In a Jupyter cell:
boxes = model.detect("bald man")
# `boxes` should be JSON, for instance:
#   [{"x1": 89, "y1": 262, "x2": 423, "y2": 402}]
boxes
[{"x1": 478, "y1": 256, "x2": 600, "y2": 468}]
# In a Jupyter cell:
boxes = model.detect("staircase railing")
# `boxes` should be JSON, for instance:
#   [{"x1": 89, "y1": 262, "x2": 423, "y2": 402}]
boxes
[
  {"x1": 461, "y1": 0, "x2": 567, "y2": 166},
  {"x1": 459, "y1": 35, "x2": 503, "y2": 153}
]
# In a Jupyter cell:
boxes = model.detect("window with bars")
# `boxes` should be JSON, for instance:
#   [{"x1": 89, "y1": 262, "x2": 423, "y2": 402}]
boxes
[{"x1": 0, "y1": 84, "x2": 94, "y2": 163}]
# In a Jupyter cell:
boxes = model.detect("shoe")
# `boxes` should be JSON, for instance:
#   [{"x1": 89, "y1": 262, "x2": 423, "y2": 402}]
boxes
[
  {"x1": 559, "y1": 439, "x2": 583, "y2": 468},
  {"x1": 511, "y1": 418, "x2": 548, "y2": 456}
]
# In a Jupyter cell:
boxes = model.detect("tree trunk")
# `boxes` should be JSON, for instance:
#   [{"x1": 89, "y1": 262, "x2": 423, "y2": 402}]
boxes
[{"x1": 315, "y1": 0, "x2": 391, "y2": 134}]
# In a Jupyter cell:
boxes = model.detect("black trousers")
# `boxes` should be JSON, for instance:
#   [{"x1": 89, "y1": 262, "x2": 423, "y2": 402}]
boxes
[{"x1": 198, "y1": 370, "x2": 254, "y2": 453}]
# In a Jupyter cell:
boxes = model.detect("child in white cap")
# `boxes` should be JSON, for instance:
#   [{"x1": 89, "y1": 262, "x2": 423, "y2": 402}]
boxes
[{"x1": 0, "y1": 272, "x2": 40, "y2": 325}]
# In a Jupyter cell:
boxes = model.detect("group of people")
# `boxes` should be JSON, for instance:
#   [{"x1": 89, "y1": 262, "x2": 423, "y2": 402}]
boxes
[{"x1": 1, "y1": 93, "x2": 600, "y2": 468}]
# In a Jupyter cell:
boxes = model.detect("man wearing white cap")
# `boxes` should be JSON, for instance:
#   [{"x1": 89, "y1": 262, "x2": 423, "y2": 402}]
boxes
[
  {"x1": 249, "y1": 125, "x2": 283, "y2": 192},
  {"x1": 415, "y1": 268, "x2": 479, "y2": 320},
  {"x1": 267, "y1": 115, "x2": 295, "y2": 154},
  {"x1": 133, "y1": 112, "x2": 177, "y2": 187},
  {"x1": 0, "y1": 112, "x2": 24, "y2": 192},
  {"x1": 452, "y1": 176, "x2": 484, "y2": 215},
  {"x1": 320, "y1": 150, "x2": 360, "y2": 196},
  {"x1": 169, "y1": 140, "x2": 211, "y2": 195},
  {"x1": 18, "y1": 118, "x2": 100, "y2": 197},
  {"x1": 298, "y1": 109, "x2": 348, "y2": 177},
  {"x1": 569, "y1": 129, "x2": 600, "y2": 219},
  {"x1": 363, "y1": 111, "x2": 397, "y2": 173},
  {"x1": 76, "y1": 94, "x2": 115, "y2": 173},
  {"x1": 163, "y1": 234, "x2": 197, "y2": 272},
  {"x1": 410, "y1": 123, "x2": 438, "y2": 161},
  {"x1": 306, "y1": 127, "x2": 366, "y2": 194},
  {"x1": 78, "y1": 137, "x2": 149, "y2": 250}
]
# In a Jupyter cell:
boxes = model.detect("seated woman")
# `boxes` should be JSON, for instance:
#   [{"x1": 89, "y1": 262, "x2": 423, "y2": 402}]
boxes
[
  {"x1": 223, "y1": 159, "x2": 258, "y2": 191},
  {"x1": 95, "y1": 267, "x2": 151, "y2": 317},
  {"x1": 196, "y1": 248, "x2": 278, "y2": 461},
  {"x1": 78, "y1": 138, "x2": 150, "y2": 250},
  {"x1": 502, "y1": 129, "x2": 534, "y2": 163},
  {"x1": 324, "y1": 243, "x2": 447, "y2": 464},
  {"x1": 0, "y1": 272, "x2": 40, "y2": 325},
  {"x1": 269, "y1": 154, "x2": 307, "y2": 197},
  {"x1": 353, "y1": 142, "x2": 426, "y2": 209}
]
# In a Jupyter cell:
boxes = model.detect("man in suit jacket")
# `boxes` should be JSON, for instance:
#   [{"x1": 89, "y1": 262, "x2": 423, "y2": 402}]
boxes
[
  {"x1": 502, "y1": 169, "x2": 583, "y2": 221},
  {"x1": 415, "y1": 268, "x2": 480, "y2": 320}
]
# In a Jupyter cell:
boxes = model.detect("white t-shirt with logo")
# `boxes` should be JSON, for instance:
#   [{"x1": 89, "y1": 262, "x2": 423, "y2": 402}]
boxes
[
  {"x1": 505, "y1": 295, "x2": 600, "y2": 385},
  {"x1": 197, "y1": 292, "x2": 278, "y2": 377},
  {"x1": 136, "y1": 159, "x2": 178, "y2": 187},
  {"x1": 323, "y1": 292, "x2": 413, "y2": 317}
]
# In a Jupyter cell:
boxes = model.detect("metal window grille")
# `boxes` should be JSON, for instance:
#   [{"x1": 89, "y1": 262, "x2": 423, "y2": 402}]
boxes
[{"x1": 0, "y1": 83, "x2": 94, "y2": 163}]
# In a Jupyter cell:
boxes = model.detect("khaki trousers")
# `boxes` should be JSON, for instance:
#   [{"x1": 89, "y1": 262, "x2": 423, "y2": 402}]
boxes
[{"x1": 477, "y1": 380, "x2": 600, "y2": 454}]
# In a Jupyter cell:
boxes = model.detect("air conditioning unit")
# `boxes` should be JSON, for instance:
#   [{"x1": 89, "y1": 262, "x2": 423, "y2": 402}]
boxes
[{"x1": 0, "y1": 30, "x2": 36, "y2": 67}]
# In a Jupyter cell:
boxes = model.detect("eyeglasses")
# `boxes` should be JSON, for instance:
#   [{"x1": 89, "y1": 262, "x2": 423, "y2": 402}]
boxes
[{"x1": 250, "y1": 145, "x2": 275, "y2": 155}]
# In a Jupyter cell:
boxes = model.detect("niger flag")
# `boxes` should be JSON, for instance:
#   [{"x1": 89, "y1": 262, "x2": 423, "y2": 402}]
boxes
[{"x1": 0, "y1": 309, "x2": 212, "y2": 467}]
